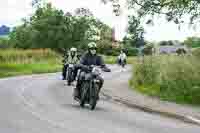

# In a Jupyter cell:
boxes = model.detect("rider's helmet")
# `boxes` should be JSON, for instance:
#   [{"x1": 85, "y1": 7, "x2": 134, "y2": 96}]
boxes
[
  {"x1": 70, "y1": 47, "x2": 77, "y2": 56},
  {"x1": 88, "y1": 42, "x2": 97, "y2": 55},
  {"x1": 121, "y1": 48, "x2": 126, "y2": 54}
]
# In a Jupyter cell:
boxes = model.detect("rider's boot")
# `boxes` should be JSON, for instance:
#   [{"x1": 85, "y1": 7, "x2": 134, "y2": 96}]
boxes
[{"x1": 74, "y1": 87, "x2": 80, "y2": 100}]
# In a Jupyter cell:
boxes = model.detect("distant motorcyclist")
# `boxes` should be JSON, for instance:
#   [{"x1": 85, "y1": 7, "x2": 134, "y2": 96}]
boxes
[
  {"x1": 73, "y1": 42, "x2": 110, "y2": 99},
  {"x1": 117, "y1": 49, "x2": 127, "y2": 67},
  {"x1": 62, "y1": 47, "x2": 79, "y2": 80}
]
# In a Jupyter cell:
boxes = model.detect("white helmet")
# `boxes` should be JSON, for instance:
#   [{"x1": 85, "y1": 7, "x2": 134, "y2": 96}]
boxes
[
  {"x1": 70, "y1": 47, "x2": 77, "y2": 52},
  {"x1": 88, "y1": 42, "x2": 97, "y2": 49}
]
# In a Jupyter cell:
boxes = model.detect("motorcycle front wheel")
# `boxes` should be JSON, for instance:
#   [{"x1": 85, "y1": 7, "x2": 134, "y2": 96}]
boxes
[
  {"x1": 80, "y1": 82, "x2": 89, "y2": 107},
  {"x1": 89, "y1": 83, "x2": 99, "y2": 110},
  {"x1": 67, "y1": 68, "x2": 73, "y2": 85}
]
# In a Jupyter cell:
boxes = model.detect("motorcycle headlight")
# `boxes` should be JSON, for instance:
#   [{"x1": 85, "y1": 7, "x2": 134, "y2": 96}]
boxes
[
  {"x1": 69, "y1": 64, "x2": 73, "y2": 67},
  {"x1": 94, "y1": 79, "x2": 100, "y2": 83}
]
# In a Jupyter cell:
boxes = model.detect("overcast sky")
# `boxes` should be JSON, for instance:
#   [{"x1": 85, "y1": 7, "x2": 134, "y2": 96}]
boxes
[{"x1": 0, "y1": 0, "x2": 200, "y2": 41}]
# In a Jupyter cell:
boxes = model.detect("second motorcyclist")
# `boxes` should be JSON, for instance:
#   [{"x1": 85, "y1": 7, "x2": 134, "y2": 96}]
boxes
[{"x1": 62, "y1": 47, "x2": 79, "y2": 80}]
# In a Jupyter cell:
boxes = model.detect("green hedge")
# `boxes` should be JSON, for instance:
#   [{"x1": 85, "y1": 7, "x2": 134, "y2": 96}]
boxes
[
  {"x1": 126, "y1": 47, "x2": 138, "y2": 56},
  {"x1": 192, "y1": 48, "x2": 200, "y2": 57},
  {"x1": 99, "y1": 47, "x2": 138, "y2": 56}
]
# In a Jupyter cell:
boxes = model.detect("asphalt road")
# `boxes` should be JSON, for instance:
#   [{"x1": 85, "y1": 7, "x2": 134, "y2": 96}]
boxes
[{"x1": 0, "y1": 65, "x2": 199, "y2": 133}]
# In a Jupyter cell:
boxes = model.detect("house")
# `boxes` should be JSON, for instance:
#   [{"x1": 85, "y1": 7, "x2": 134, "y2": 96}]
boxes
[{"x1": 156, "y1": 41, "x2": 189, "y2": 54}]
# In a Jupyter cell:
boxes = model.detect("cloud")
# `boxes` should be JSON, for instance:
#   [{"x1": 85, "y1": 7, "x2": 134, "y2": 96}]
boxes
[{"x1": 0, "y1": 0, "x2": 32, "y2": 26}]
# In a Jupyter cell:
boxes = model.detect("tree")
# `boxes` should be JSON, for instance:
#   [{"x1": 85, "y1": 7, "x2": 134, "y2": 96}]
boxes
[
  {"x1": 103, "y1": 0, "x2": 200, "y2": 26},
  {"x1": 10, "y1": 3, "x2": 74, "y2": 50},
  {"x1": 0, "y1": 37, "x2": 10, "y2": 49},
  {"x1": 9, "y1": 25, "x2": 34, "y2": 49},
  {"x1": 159, "y1": 41, "x2": 168, "y2": 46},
  {"x1": 184, "y1": 37, "x2": 200, "y2": 48},
  {"x1": 75, "y1": 7, "x2": 93, "y2": 17},
  {"x1": 10, "y1": 2, "x2": 113, "y2": 52},
  {"x1": 124, "y1": 15, "x2": 145, "y2": 48}
]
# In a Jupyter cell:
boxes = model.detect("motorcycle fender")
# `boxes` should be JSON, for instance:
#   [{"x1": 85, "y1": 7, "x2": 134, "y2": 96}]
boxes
[{"x1": 84, "y1": 74, "x2": 92, "y2": 81}]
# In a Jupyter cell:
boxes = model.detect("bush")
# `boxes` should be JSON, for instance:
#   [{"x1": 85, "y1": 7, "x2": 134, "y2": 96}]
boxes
[
  {"x1": 125, "y1": 47, "x2": 138, "y2": 56},
  {"x1": 142, "y1": 43, "x2": 154, "y2": 55},
  {"x1": 176, "y1": 48, "x2": 186, "y2": 55},
  {"x1": 184, "y1": 37, "x2": 200, "y2": 48},
  {"x1": 97, "y1": 40, "x2": 123, "y2": 56},
  {"x1": 131, "y1": 55, "x2": 200, "y2": 105},
  {"x1": 192, "y1": 48, "x2": 200, "y2": 57},
  {"x1": 0, "y1": 37, "x2": 11, "y2": 49}
]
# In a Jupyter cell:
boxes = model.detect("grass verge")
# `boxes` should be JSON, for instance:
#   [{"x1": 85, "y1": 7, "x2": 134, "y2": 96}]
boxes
[
  {"x1": 0, "y1": 49, "x2": 62, "y2": 78},
  {"x1": 0, "y1": 49, "x2": 135, "y2": 78},
  {"x1": 0, "y1": 63, "x2": 61, "y2": 78},
  {"x1": 130, "y1": 55, "x2": 200, "y2": 106}
]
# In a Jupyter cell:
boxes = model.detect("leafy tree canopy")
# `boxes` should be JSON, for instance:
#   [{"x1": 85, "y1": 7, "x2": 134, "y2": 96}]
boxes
[
  {"x1": 9, "y1": 1, "x2": 113, "y2": 53},
  {"x1": 103, "y1": 0, "x2": 200, "y2": 25}
]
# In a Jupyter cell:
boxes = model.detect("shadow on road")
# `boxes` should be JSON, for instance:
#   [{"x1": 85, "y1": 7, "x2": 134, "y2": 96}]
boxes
[{"x1": 61, "y1": 103, "x2": 108, "y2": 112}]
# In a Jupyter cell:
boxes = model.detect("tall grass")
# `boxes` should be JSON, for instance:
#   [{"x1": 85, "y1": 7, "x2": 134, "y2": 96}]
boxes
[
  {"x1": 0, "y1": 49, "x2": 62, "y2": 78},
  {"x1": 0, "y1": 49, "x2": 60, "y2": 64},
  {"x1": 0, "y1": 49, "x2": 129, "y2": 78},
  {"x1": 130, "y1": 54, "x2": 200, "y2": 105}
]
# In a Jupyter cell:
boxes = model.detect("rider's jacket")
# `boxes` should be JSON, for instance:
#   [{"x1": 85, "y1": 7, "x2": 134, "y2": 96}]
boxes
[
  {"x1": 63, "y1": 52, "x2": 79, "y2": 65},
  {"x1": 118, "y1": 53, "x2": 127, "y2": 60},
  {"x1": 80, "y1": 52, "x2": 105, "y2": 67}
]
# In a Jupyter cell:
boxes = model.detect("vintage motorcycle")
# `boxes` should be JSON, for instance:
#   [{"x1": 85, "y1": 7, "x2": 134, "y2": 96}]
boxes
[{"x1": 74, "y1": 65, "x2": 103, "y2": 110}]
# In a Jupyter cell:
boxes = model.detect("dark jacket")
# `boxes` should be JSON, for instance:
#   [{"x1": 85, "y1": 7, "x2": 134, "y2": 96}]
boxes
[{"x1": 80, "y1": 52, "x2": 105, "y2": 67}]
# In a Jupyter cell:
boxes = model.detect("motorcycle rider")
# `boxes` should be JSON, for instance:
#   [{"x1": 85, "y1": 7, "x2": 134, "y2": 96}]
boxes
[
  {"x1": 117, "y1": 49, "x2": 127, "y2": 67},
  {"x1": 73, "y1": 42, "x2": 110, "y2": 99},
  {"x1": 62, "y1": 47, "x2": 79, "y2": 80}
]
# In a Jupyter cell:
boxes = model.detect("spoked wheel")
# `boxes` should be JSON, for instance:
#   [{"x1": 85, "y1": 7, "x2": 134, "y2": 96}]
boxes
[
  {"x1": 67, "y1": 81, "x2": 71, "y2": 86},
  {"x1": 80, "y1": 82, "x2": 89, "y2": 108},
  {"x1": 89, "y1": 83, "x2": 99, "y2": 110},
  {"x1": 66, "y1": 69, "x2": 70, "y2": 85},
  {"x1": 67, "y1": 68, "x2": 73, "y2": 86},
  {"x1": 90, "y1": 98, "x2": 97, "y2": 110}
]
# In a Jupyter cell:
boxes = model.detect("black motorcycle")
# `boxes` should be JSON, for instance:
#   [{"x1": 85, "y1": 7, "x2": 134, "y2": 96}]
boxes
[
  {"x1": 75, "y1": 66, "x2": 102, "y2": 110},
  {"x1": 66, "y1": 64, "x2": 74, "y2": 86}
]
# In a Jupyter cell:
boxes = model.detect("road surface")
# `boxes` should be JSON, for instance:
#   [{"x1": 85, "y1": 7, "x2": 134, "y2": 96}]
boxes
[{"x1": 0, "y1": 65, "x2": 199, "y2": 133}]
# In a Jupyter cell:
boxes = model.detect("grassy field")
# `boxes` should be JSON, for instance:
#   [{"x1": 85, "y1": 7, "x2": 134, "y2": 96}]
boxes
[
  {"x1": 0, "y1": 63, "x2": 61, "y2": 78},
  {"x1": 0, "y1": 49, "x2": 62, "y2": 78},
  {"x1": 130, "y1": 54, "x2": 200, "y2": 106},
  {"x1": 0, "y1": 49, "x2": 135, "y2": 78}
]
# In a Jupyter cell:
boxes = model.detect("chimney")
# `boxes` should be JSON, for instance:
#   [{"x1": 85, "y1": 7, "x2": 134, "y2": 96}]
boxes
[{"x1": 112, "y1": 27, "x2": 116, "y2": 42}]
